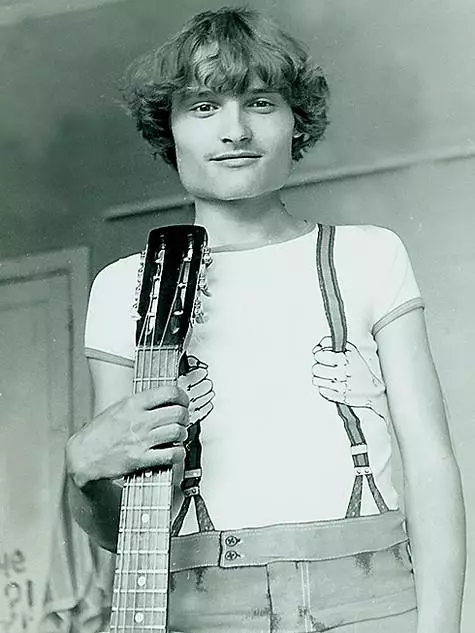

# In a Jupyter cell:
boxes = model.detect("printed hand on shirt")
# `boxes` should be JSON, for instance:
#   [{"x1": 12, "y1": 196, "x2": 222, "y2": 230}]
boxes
[
  {"x1": 312, "y1": 335, "x2": 386, "y2": 419},
  {"x1": 178, "y1": 355, "x2": 215, "y2": 426}
]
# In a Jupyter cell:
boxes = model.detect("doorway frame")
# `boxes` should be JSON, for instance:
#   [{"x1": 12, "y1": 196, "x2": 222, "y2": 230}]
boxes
[{"x1": 0, "y1": 246, "x2": 91, "y2": 431}]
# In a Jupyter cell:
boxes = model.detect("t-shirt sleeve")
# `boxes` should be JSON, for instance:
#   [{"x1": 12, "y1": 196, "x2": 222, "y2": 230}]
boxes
[
  {"x1": 84, "y1": 255, "x2": 140, "y2": 367},
  {"x1": 368, "y1": 227, "x2": 424, "y2": 336}
]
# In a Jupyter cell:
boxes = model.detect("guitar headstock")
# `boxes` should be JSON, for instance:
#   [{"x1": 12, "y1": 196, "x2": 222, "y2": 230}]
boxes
[{"x1": 134, "y1": 225, "x2": 209, "y2": 352}]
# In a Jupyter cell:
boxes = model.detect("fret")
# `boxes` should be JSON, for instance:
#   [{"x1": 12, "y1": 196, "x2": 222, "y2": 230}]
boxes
[
  {"x1": 118, "y1": 527, "x2": 170, "y2": 533},
  {"x1": 112, "y1": 607, "x2": 166, "y2": 613},
  {"x1": 113, "y1": 588, "x2": 168, "y2": 595},
  {"x1": 119, "y1": 524, "x2": 168, "y2": 538},
  {"x1": 132, "y1": 377, "x2": 176, "y2": 383},
  {"x1": 134, "y1": 345, "x2": 177, "y2": 351},
  {"x1": 124, "y1": 484, "x2": 172, "y2": 494},
  {"x1": 115, "y1": 549, "x2": 169, "y2": 555},
  {"x1": 110, "y1": 622, "x2": 167, "y2": 633},
  {"x1": 120, "y1": 506, "x2": 171, "y2": 511},
  {"x1": 122, "y1": 569, "x2": 168, "y2": 575}
]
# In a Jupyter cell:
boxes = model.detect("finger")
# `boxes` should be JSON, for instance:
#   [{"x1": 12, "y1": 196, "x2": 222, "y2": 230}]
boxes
[
  {"x1": 190, "y1": 400, "x2": 214, "y2": 425},
  {"x1": 312, "y1": 363, "x2": 347, "y2": 382},
  {"x1": 178, "y1": 368, "x2": 208, "y2": 391},
  {"x1": 185, "y1": 354, "x2": 208, "y2": 372},
  {"x1": 141, "y1": 446, "x2": 186, "y2": 468},
  {"x1": 134, "y1": 386, "x2": 189, "y2": 410},
  {"x1": 312, "y1": 375, "x2": 339, "y2": 389},
  {"x1": 148, "y1": 423, "x2": 188, "y2": 447},
  {"x1": 189, "y1": 381, "x2": 214, "y2": 402},
  {"x1": 318, "y1": 386, "x2": 345, "y2": 404},
  {"x1": 190, "y1": 394, "x2": 214, "y2": 420},
  {"x1": 313, "y1": 349, "x2": 346, "y2": 367},
  {"x1": 145, "y1": 404, "x2": 189, "y2": 430},
  {"x1": 312, "y1": 335, "x2": 333, "y2": 353}
]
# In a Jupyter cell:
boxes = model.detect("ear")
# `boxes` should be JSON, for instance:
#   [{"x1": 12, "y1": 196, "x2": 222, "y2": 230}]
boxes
[{"x1": 292, "y1": 130, "x2": 309, "y2": 141}]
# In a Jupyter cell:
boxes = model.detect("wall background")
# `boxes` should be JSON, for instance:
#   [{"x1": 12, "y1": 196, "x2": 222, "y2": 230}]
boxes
[{"x1": 1, "y1": 0, "x2": 474, "y2": 627}]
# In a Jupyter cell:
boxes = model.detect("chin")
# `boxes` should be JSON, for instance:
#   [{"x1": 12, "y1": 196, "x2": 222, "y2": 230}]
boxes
[{"x1": 190, "y1": 176, "x2": 289, "y2": 202}]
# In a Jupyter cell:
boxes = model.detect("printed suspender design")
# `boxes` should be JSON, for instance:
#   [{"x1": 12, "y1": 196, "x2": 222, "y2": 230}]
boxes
[
  {"x1": 316, "y1": 224, "x2": 389, "y2": 517},
  {"x1": 171, "y1": 353, "x2": 215, "y2": 536}
]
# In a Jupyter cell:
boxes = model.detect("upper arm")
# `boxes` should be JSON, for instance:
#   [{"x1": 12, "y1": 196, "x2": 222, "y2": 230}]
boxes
[
  {"x1": 84, "y1": 256, "x2": 139, "y2": 416},
  {"x1": 375, "y1": 308, "x2": 455, "y2": 473},
  {"x1": 88, "y1": 358, "x2": 134, "y2": 416}
]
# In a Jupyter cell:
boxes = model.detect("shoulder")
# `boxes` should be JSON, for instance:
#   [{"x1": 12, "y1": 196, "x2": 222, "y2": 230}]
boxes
[
  {"x1": 334, "y1": 224, "x2": 405, "y2": 250},
  {"x1": 332, "y1": 224, "x2": 409, "y2": 270},
  {"x1": 92, "y1": 253, "x2": 142, "y2": 292},
  {"x1": 87, "y1": 253, "x2": 142, "y2": 324},
  {"x1": 85, "y1": 253, "x2": 141, "y2": 360}
]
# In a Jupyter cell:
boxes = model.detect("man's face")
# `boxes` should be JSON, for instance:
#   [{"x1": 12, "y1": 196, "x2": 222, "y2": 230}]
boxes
[{"x1": 170, "y1": 82, "x2": 295, "y2": 201}]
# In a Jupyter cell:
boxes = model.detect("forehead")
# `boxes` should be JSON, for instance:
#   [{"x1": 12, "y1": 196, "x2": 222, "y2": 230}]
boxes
[{"x1": 172, "y1": 79, "x2": 283, "y2": 107}]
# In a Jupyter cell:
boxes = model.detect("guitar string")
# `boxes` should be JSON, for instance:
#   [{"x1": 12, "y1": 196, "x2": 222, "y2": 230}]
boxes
[
  {"x1": 124, "y1": 456, "x2": 134, "y2": 630},
  {"x1": 139, "y1": 292, "x2": 151, "y2": 630},
  {"x1": 152, "y1": 284, "x2": 170, "y2": 631},
  {"x1": 139, "y1": 467, "x2": 145, "y2": 627},
  {"x1": 134, "y1": 308, "x2": 148, "y2": 631},
  {"x1": 134, "y1": 270, "x2": 156, "y2": 631},
  {"x1": 151, "y1": 339, "x2": 161, "y2": 629},
  {"x1": 117, "y1": 476, "x2": 127, "y2": 632},
  {"x1": 129, "y1": 290, "x2": 149, "y2": 632},
  {"x1": 127, "y1": 460, "x2": 133, "y2": 629},
  {"x1": 146, "y1": 254, "x2": 172, "y2": 631}
]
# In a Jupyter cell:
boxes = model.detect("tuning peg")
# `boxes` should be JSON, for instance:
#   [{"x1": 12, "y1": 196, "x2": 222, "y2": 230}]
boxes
[
  {"x1": 202, "y1": 247, "x2": 213, "y2": 267},
  {"x1": 193, "y1": 297, "x2": 207, "y2": 323},
  {"x1": 198, "y1": 272, "x2": 211, "y2": 297}
]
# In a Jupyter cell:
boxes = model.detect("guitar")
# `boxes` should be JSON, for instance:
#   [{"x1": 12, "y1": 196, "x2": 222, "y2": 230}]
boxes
[{"x1": 108, "y1": 225, "x2": 209, "y2": 633}]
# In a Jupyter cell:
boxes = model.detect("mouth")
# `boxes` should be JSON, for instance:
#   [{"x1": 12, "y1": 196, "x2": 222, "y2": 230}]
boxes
[
  {"x1": 210, "y1": 152, "x2": 262, "y2": 167},
  {"x1": 211, "y1": 152, "x2": 262, "y2": 160}
]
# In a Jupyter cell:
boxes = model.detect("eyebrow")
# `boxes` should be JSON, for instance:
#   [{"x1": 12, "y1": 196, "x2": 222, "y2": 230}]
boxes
[{"x1": 179, "y1": 86, "x2": 280, "y2": 101}]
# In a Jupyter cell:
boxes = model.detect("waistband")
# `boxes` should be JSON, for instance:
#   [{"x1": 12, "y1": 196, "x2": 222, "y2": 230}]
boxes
[{"x1": 170, "y1": 509, "x2": 408, "y2": 573}]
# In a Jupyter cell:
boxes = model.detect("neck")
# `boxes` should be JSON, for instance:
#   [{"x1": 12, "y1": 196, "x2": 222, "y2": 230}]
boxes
[{"x1": 193, "y1": 192, "x2": 311, "y2": 251}]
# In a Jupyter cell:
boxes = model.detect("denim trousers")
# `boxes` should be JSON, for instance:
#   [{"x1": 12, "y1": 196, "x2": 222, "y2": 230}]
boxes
[{"x1": 168, "y1": 510, "x2": 417, "y2": 633}]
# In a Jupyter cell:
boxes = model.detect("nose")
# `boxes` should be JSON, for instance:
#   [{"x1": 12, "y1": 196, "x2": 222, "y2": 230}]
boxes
[{"x1": 219, "y1": 101, "x2": 252, "y2": 144}]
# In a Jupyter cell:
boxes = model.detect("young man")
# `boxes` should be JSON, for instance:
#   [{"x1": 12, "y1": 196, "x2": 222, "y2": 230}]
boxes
[{"x1": 66, "y1": 8, "x2": 466, "y2": 633}]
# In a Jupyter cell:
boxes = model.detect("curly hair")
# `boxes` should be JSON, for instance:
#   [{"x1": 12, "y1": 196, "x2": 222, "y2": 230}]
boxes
[{"x1": 122, "y1": 7, "x2": 329, "y2": 169}]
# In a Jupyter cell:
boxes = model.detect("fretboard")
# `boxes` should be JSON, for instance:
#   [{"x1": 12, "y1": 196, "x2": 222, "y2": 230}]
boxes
[{"x1": 109, "y1": 347, "x2": 180, "y2": 633}]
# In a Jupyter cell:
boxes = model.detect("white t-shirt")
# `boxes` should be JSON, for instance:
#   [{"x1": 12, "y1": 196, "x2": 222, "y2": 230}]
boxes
[{"x1": 85, "y1": 224, "x2": 423, "y2": 532}]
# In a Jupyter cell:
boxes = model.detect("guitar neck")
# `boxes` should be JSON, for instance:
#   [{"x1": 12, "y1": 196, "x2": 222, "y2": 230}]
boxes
[{"x1": 110, "y1": 348, "x2": 180, "y2": 633}]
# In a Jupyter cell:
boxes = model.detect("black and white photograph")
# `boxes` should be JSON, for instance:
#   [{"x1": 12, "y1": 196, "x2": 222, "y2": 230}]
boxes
[{"x1": 0, "y1": 1, "x2": 473, "y2": 632}]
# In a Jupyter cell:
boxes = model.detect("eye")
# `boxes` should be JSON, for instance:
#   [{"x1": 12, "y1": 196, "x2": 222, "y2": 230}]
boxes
[
  {"x1": 190, "y1": 102, "x2": 218, "y2": 116},
  {"x1": 248, "y1": 98, "x2": 276, "y2": 112}
]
